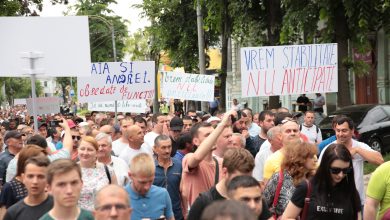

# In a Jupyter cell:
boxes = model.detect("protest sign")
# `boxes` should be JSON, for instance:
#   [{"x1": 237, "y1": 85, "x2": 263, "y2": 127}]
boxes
[
  {"x1": 161, "y1": 72, "x2": 215, "y2": 101},
  {"x1": 77, "y1": 62, "x2": 155, "y2": 103},
  {"x1": 240, "y1": 43, "x2": 338, "y2": 97},
  {"x1": 14, "y1": 98, "x2": 27, "y2": 105},
  {"x1": 26, "y1": 97, "x2": 60, "y2": 115},
  {"x1": 88, "y1": 100, "x2": 148, "y2": 113},
  {"x1": 0, "y1": 16, "x2": 90, "y2": 77}
]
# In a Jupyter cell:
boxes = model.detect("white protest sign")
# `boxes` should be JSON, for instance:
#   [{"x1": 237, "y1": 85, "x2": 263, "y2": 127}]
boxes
[
  {"x1": 77, "y1": 62, "x2": 155, "y2": 103},
  {"x1": 88, "y1": 100, "x2": 148, "y2": 113},
  {"x1": 14, "y1": 98, "x2": 27, "y2": 105},
  {"x1": 0, "y1": 16, "x2": 90, "y2": 77},
  {"x1": 161, "y1": 72, "x2": 215, "y2": 101},
  {"x1": 240, "y1": 43, "x2": 338, "y2": 97},
  {"x1": 26, "y1": 97, "x2": 60, "y2": 115}
]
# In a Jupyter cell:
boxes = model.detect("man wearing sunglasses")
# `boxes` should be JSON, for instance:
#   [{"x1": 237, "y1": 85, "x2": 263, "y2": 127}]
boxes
[{"x1": 319, "y1": 116, "x2": 383, "y2": 209}]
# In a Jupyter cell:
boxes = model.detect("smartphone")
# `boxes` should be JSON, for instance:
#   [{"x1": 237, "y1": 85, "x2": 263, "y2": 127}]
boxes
[{"x1": 49, "y1": 120, "x2": 60, "y2": 127}]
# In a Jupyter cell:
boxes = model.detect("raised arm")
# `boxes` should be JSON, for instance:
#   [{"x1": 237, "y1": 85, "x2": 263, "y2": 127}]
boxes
[{"x1": 186, "y1": 110, "x2": 235, "y2": 169}]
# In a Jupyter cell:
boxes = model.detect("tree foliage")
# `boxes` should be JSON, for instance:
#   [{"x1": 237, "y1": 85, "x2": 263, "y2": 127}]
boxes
[
  {"x1": 72, "y1": 0, "x2": 128, "y2": 62},
  {"x1": 0, "y1": 78, "x2": 43, "y2": 105},
  {"x1": 124, "y1": 29, "x2": 151, "y2": 61},
  {"x1": 0, "y1": 0, "x2": 68, "y2": 16},
  {"x1": 138, "y1": 0, "x2": 219, "y2": 72}
]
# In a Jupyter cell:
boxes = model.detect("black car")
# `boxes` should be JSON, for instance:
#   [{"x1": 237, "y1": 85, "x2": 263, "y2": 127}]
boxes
[{"x1": 319, "y1": 104, "x2": 390, "y2": 153}]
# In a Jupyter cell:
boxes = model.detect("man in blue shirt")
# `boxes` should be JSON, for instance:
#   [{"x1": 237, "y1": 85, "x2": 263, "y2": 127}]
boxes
[
  {"x1": 153, "y1": 134, "x2": 183, "y2": 220},
  {"x1": 126, "y1": 153, "x2": 174, "y2": 220}
]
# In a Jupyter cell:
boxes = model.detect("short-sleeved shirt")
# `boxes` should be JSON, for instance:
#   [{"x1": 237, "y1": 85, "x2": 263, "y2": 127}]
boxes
[
  {"x1": 125, "y1": 184, "x2": 174, "y2": 220},
  {"x1": 187, "y1": 186, "x2": 224, "y2": 220},
  {"x1": 290, "y1": 180, "x2": 361, "y2": 220},
  {"x1": 0, "y1": 148, "x2": 15, "y2": 185},
  {"x1": 4, "y1": 195, "x2": 53, "y2": 220},
  {"x1": 320, "y1": 139, "x2": 374, "y2": 205},
  {"x1": 366, "y1": 161, "x2": 390, "y2": 219},
  {"x1": 108, "y1": 156, "x2": 129, "y2": 187},
  {"x1": 39, "y1": 208, "x2": 94, "y2": 220},
  {"x1": 253, "y1": 142, "x2": 273, "y2": 181},
  {"x1": 154, "y1": 158, "x2": 183, "y2": 220},
  {"x1": 118, "y1": 144, "x2": 153, "y2": 165},
  {"x1": 263, "y1": 150, "x2": 284, "y2": 180},
  {"x1": 180, "y1": 154, "x2": 223, "y2": 211},
  {"x1": 0, "y1": 178, "x2": 27, "y2": 208}
]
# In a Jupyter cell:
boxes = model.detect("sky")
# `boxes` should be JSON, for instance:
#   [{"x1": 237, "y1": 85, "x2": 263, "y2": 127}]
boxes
[{"x1": 40, "y1": 0, "x2": 149, "y2": 34}]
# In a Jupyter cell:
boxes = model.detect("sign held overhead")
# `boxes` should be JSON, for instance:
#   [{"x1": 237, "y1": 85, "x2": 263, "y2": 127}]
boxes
[{"x1": 240, "y1": 43, "x2": 338, "y2": 97}]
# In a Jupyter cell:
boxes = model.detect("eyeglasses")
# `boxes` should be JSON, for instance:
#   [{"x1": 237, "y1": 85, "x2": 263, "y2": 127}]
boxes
[
  {"x1": 329, "y1": 167, "x2": 352, "y2": 174},
  {"x1": 96, "y1": 203, "x2": 129, "y2": 212},
  {"x1": 72, "y1": 135, "x2": 81, "y2": 141}
]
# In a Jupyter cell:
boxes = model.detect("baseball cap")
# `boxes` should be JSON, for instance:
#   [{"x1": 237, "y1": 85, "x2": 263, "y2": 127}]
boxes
[
  {"x1": 206, "y1": 116, "x2": 221, "y2": 123},
  {"x1": 38, "y1": 122, "x2": 47, "y2": 128},
  {"x1": 4, "y1": 130, "x2": 23, "y2": 142},
  {"x1": 67, "y1": 119, "x2": 76, "y2": 129},
  {"x1": 170, "y1": 117, "x2": 183, "y2": 131}
]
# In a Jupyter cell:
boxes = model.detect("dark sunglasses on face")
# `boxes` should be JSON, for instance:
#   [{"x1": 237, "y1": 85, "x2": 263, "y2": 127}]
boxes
[
  {"x1": 72, "y1": 135, "x2": 81, "y2": 141},
  {"x1": 329, "y1": 167, "x2": 352, "y2": 174}
]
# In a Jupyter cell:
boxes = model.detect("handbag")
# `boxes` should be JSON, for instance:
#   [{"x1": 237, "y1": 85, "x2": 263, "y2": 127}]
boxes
[{"x1": 270, "y1": 169, "x2": 284, "y2": 219}]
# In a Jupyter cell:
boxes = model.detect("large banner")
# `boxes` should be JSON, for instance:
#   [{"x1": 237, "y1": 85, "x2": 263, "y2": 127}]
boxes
[
  {"x1": 78, "y1": 62, "x2": 155, "y2": 103},
  {"x1": 241, "y1": 43, "x2": 338, "y2": 97},
  {"x1": 88, "y1": 100, "x2": 148, "y2": 113},
  {"x1": 26, "y1": 97, "x2": 60, "y2": 115},
  {"x1": 161, "y1": 72, "x2": 215, "y2": 101}
]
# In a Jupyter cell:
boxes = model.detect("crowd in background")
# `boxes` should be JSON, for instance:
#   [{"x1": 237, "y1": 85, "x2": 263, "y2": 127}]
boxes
[{"x1": 0, "y1": 97, "x2": 387, "y2": 220}]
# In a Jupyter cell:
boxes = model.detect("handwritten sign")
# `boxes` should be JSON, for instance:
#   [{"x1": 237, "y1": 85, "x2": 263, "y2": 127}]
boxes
[
  {"x1": 77, "y1": 62, "x2": 155, "y2": 103},
  {"x1": 88, "y1": 100, "x2": 148, "y2": 113},
  {"x1": 161, "y1": 72, "x2": 215, "y2": 101},
  {"x1": 14, "y1": 98, "x2": 27, "y2": 105},
  {"x1": 240, "y1": 43, "x2": 338, "y2": 97},
  {"x1": 26, "y1": 97, "x2": 60, "y2": 115}
]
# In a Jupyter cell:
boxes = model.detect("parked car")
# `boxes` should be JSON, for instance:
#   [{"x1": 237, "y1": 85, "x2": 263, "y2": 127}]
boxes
[{"x1": 319, "y1": 104, "x2": 390, "y2": 153}]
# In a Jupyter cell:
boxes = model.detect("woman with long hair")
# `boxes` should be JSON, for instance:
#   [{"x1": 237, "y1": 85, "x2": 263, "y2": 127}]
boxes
[
  {"x1": 263, "y1": 140, "x2": 317, "y2": 218},
  {"x1": 282, "y1": 143, "x2": 361, "y2": 220}
]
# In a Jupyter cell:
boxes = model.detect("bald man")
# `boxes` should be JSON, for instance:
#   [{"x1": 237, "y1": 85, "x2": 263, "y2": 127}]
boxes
[
  {"x1": 93, "y1": 185, "x2": 132, "y2": 220},
  {"x1": 99, "y1": 125, "x2": 116, "y2": 141},
  {"x1": 118, "y1": 125, "x2": 153, "y2": 165}
]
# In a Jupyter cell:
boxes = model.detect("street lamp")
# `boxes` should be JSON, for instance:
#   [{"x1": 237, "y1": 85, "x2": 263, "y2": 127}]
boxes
[{"x1": 88, "y1": 15, "x2": 118, "y2": 122}]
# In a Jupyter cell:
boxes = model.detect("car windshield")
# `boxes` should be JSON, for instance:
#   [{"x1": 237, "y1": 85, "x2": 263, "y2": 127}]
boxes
[{"x1": 320, "y1": 111, "x2": 366, "y2": 129}]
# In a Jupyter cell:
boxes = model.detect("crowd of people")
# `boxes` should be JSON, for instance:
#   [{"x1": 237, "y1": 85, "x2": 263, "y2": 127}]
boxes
[{"x1": 0, "y1": 100, "x2": 387, "y2": 220}]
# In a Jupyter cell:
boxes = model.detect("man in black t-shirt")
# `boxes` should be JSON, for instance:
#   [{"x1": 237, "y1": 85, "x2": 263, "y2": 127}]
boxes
[
  {"x1": 296, "y1": 94, "x2": 310, "y2": 112},
  {"x1": 4, "y1": 156, "x2": 52, "y2": 220},
  {"x1": 187, "y1": 148, "x2": 255, "y2": 220}
]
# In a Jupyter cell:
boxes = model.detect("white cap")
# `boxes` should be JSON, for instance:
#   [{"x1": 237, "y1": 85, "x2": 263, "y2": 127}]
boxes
[
  {"x1": 207, "y1": 116, "x2": 221, "y2": 123},
  {"x1": 78, "y1": 122, "x2": 89, "y2": 127}
]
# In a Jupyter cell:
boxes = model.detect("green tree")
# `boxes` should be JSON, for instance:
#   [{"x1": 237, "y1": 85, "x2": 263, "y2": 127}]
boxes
[
  {"x1": 0, "y1": 78, "x2": 43, "y2": 105},
  {"x1": 124, "y1": 29, "x2": 151, "y2": 61},
  {"x1": 139, "y1": 0, "x2": 219, "y2": 72},
  {"x1": 0, "y1": 0, "x2": 68, "y2": 16},
  {"x1": 280, "y1": 0, "x2": 390, "y2": 107},
  {"x1": 72, "y1": 0, "x2": 129, "y2": 62}
]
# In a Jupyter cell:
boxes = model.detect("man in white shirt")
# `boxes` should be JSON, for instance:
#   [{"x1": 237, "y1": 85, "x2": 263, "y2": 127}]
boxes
[
  {"x1": 112, "y1": 117, "x2": 134, "y2": 156},
  {"x1": 119, "y1": 125, "x2": 152, "y2": 165},
  {"x1": 300, "y1": 111, "x2": 322, "y2": 144},
  {"x1": 319, "y1": 116, "x2": 383, "y2": 206},
  {"x1": 253, "y1": 126, "x2": 282, "y2": 183},
  {"x1": 144, "y1": 113, "x2": 169, "y2": 152},
  {"x1": 95, "y1": 132, "x2": 129, "y2": 186}
]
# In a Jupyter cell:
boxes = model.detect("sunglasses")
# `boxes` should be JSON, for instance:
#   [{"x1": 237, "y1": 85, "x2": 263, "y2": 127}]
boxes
[
  {"x1": 329, "y1": 167, "x2": 352, "y2": 174},
  {"x1": 72, "y1": 135, "x2": 81, "y2": 141}
]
